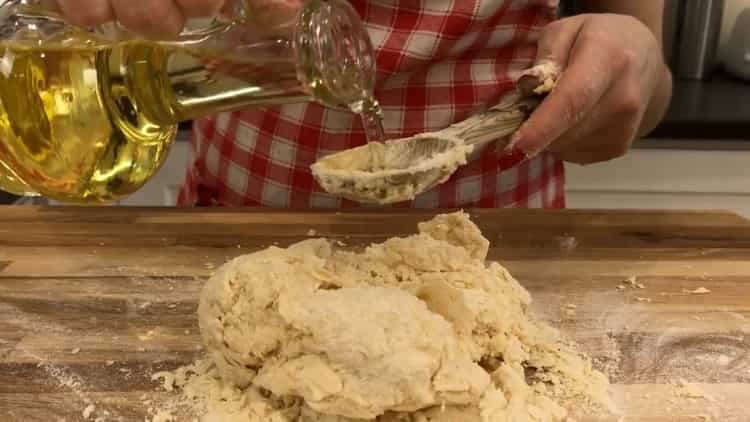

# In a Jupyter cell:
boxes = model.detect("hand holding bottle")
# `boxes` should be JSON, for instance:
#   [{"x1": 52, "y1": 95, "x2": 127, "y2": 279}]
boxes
[{"x1": 52, "y1": 0, "x2": 225, "y2": 38}]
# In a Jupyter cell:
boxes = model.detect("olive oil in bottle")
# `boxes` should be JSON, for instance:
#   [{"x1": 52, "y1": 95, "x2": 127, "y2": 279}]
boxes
[
  {"x1": 0, "y1": 37, "x2": 320, "y2": 202},
  {"x1": 0, "y1": 41, "x2": 176, "y2": 202}
]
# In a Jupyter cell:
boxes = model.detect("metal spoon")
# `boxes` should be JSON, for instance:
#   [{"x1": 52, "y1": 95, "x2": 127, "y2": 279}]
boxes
[{"x1": 311, "y1": 62, "x2": 559, "y2": 204}]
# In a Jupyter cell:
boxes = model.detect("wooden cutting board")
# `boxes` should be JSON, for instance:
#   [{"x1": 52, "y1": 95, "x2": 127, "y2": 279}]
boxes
[{"x1": 1, "y1": 207, "x2": 750, "y2": 421}]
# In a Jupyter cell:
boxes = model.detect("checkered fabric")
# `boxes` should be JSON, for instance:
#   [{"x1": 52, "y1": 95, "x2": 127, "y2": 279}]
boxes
[{"x1": 178, "y1": 0, "x2": 565, "y2": 208}]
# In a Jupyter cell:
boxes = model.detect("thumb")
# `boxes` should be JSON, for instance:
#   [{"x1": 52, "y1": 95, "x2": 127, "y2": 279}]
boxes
[{"x1": 508, "y1": 17, "x2": 585, "y2": 149}]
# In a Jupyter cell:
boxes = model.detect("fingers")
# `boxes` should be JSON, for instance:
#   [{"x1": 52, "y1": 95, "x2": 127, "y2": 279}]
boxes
[
  {"x1": 110, "y1": 0, "x2": 186, "y2": 39},
  {"x1": 509, "y1": 20, "x2": 615, "y2": 157},
  {"x1": 534, "y1": 16, "x2": 586, "y2": 65},
  {"x1": 55, "y1": 0, "x2": 114, "y2": 27},
  {"x1": 547, "y1": 82, "x2": 644, "y2": 165},
  {"x1": 55, "y1": 0, "x2": 226, "y2": 38},
  {"x1": 174, "y1": 0, "x2": 225, "y2": 18}
]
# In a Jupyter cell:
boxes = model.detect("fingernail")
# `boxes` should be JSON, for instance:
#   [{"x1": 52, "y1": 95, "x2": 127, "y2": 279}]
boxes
[
  {"x1": 522, "y1": 147, "x2": 541, "y2": 161},
  {"x1": 505, "y1": 131, "x2": 522, "y2": 152}
]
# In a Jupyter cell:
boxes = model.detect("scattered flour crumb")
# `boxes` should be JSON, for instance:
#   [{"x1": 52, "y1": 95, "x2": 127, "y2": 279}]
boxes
[
  {"x1": 152, "y1": 371, "x2": 176, "y2": 392},
  {"x1": 673, "y1": 379, "x2": 715, "y2": 401},
  {"x1": 71, "y1": 348, "x2": 81, "y2": 355},
  {"x1": 307, "y1": 229, "x2": 318, "y2": 236},
  {"x1": 105, "y1": 360, "x2": 115, "y2": 366},
  {"x1": 683, "y1": 287, "x2": 711, "y2": 295},
  {"x1": 138, "y1": 329, "x2": 157, "y2": 341},
  {"x1": 137, "y1": 347, "x2": 146, "y2": 352},
  {"x1": 204, "y1": 263, "x2": 215, "y2": 270},
  {"x1": 635, "y1": 297, "x2": 652, "y2": 303},
  {"x1": 167, "y1": 304, "x2": 178, "y2": 309},
  {"x1": 150, "y1": 410, "x2": 174, "y2": 422},
  {"x1": 82, "y1": 404, "x2": 95, "y2": 420},
  {"x1": 119, "y1": 368, "x2": 133, "y2": 379},
  {"x1": 557, "y1": 235, "x2": 578, "y2": 254},
  {"x1": 563, "y1": 303, "x2": 577, "y2": 317},
  {"x1": 139, "y1": 301, "x2": 152, "y2": 310},
  {"x1": 625, "y1": 276, "x2": 645, "y2": 289},
  {"x1": 616, "y1": 285, "x2": 625, "y2": 290}
]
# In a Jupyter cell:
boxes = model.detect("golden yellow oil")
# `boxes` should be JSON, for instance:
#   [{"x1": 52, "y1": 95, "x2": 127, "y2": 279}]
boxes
[
  {"x1": 0, "y1": 41, "x2": 175, "y2": 202},
  {"x1": 0, "y1": 29, "x2": 383, "y2": 202}
]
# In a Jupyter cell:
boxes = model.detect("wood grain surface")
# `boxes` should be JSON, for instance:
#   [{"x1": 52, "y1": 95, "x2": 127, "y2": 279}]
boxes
[{"x1": 1, "y1": 207, "x2": 750, "y2": 421}]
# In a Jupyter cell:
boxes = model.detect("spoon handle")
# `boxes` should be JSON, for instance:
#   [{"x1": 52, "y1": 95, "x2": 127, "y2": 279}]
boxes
[
  {"x1": 441, "y1": 60, "x2": 560, "y2": 152},
  {"x1": 447, "y1": 99, "x2": 530, "y2": 148}
]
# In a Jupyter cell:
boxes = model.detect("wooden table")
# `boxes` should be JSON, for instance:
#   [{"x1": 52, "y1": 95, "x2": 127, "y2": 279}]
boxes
[{"x1": 1, "y1": 207, "x2": 750, "y2": 421}]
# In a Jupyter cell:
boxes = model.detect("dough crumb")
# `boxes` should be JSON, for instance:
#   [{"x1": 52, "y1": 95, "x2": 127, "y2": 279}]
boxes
[
  {"x1": 150, "y1": 410, "x2": 174, "y2": 422},
  {"x1": 673, "y1": 379, "x2": 715, "y2": 401},
  {"x1": 306, "y1": 229, "x2": 318, "y2": 236},
  {"x1": 82, "y1": 404, "x2": 95, "y2": 420},
  {"x1": 139, "y1": 329, "x2": 157, "y2": 341},
  {"x1": 683, "y1": 287, "x2": 711, "y2": 295},
  {"x1": 557, "y1": 235, "x2": 578, "y2": 254},
  {"x1": 636, "y1": 297, "x2": 652, "y2": 303},
  {"x1": 71, "y1": 348, "x2": 81, "y2": 355},
  {"x1": 625, "y1": 276, "x2": 645, "y2": 289},
  {"x1": 149, "y1": 212, "x2": 613, "y2": 422},
  {"x1": 152, "y1": 371, "x2": 176, "y2": 392},
  {"x1": 616, "y1": 285, "x2": 625, "y2": 290},
  {"x1": 105, "y1": 360, "x2": 115, "y2": 366}
]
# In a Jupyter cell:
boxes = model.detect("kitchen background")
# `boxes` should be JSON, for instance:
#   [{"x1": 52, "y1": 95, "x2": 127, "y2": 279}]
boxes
[{"x1": 7, "y1": 0, "x2": 750, "y2": 215}]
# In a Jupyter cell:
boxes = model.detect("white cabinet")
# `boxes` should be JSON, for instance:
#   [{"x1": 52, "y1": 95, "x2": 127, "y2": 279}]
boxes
[
  {"x1": 565, "y1": 147, "x2": 750, "y2": 217},
  {"x1": 116, "y1": 140, "x2": 190, "y2": 207}
]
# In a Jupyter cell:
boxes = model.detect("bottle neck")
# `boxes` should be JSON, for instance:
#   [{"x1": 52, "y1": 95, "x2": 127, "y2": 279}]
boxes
[
  {"x1": 294, "y1": 0, "x2": 377, "y2": 111},
  {"x1": 162, "y1": 0, "x2": 378, "y2": 122}
]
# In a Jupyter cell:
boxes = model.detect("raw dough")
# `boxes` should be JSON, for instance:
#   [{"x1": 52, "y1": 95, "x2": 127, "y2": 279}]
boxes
[{"x1": 189, "y1": 212, "x2": 611, "y2": 421}]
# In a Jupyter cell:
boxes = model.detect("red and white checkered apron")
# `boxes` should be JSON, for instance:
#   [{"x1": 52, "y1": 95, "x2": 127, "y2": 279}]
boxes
[{"x1": 178, "y1": 0, "x2": 565, "y2": 208}]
